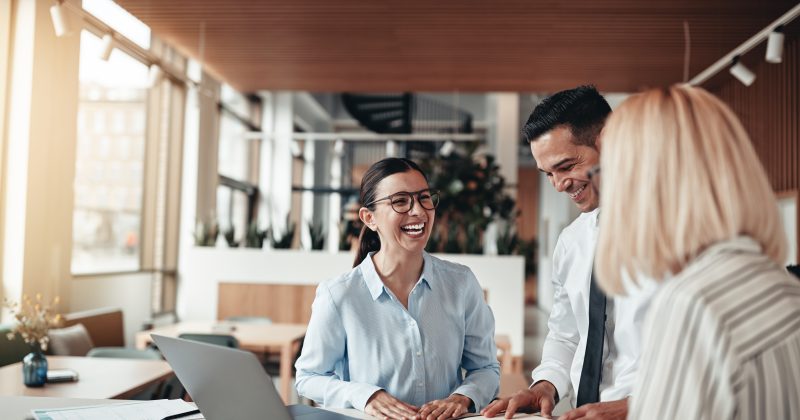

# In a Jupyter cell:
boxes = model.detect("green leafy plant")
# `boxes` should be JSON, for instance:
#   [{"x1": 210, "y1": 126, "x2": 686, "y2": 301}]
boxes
[
  {"x1": 244, "y1": 222, "x2": 268, "y2": 248},
  {"x1": 194, "y1": 219, "x2": 219, "y2": 247},
  {"x1": 308, "y1": 220, "x2": 326, "y2": 250},
  {"x1": 271, "y1": 216, "x2": 296, "y2": 249},
  {"x1": 223, "y1": 225, "x2": 240, "y2": 248},
  {"x1": 421, "y1": 144, "x2": 516, "y2": 254}
]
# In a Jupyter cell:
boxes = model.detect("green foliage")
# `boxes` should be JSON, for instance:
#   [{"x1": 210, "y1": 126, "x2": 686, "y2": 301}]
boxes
[
  {"x1": 421, "y1": 143, "x2": 516, "y2": 253},
  {"x1": 244, "y1": 222, "x2": 268, "y2": 248},
  {"x1": 271, "y1": 216, "x2": 296, "y2": 249},
  {"x1": 194, "y1": 219, "x2": 219, "y2": 247},
  {"x1": 496, "y1": 222, "x2": 538, "y2": 276},
  {"x1": 308, "y1": 220, "x2": 326, "y2": 250},
  {"x1": 223, "y1": 226, "x2": 240, "y2": 248}
]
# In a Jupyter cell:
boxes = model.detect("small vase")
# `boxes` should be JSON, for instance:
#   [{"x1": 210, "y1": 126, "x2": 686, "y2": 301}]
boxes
[{"x1": 22, "y1": 344, "x2": 48, "y2": 387}]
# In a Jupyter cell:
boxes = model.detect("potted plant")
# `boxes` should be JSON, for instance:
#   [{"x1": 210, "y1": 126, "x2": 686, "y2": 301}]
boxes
[{"x1": 3, "y1": 294, "x2": 63, "y2": 387}]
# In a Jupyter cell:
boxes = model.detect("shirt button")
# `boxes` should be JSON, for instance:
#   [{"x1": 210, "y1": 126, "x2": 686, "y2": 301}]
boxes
[
  {"x1": 408, "y1": 322, "x2": 415, "y2": 327},
  {"x1": 416, "y1": 351, "x2": 422, "y2": 356},
  {"x1": 417, "y1": 381, "x2": 424, "y2": 387}
]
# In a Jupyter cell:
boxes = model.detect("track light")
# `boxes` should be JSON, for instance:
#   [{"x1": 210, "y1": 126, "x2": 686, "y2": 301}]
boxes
[
  {"x1": 766, "y1": 25, "x2": 785, "y2": 64},
  {"x1": 99, "y1": 34, "x2": 114, "y2": 61},
  {"x1": 729, "y1": 56, "x2": 756, "y2": 86},
  {"x1": 49, "y1": 1, "x2": 71, "y2": 38},
  {"x1": 148, "y1": 65, "x2": 164, "y2": 88},
  {"x1": 439, "y1": 140, "x2": 455, "y2": 157}
]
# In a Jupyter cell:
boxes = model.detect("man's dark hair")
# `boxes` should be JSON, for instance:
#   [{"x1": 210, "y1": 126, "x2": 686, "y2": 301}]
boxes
[{"x1": 522, "y1": 85, "x2": 611, "y2": 147}]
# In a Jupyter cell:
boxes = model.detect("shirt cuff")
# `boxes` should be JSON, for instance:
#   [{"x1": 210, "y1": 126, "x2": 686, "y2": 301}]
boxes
[
  {"x1": 531, "y1": 368, "x2": 570, "y2": 403},
  {"x1": 349, "y1": 383, "x2": 384, "y2": 411},
  {"x1": 451, "y1": 385, "x2": 483, "y2": 412}
]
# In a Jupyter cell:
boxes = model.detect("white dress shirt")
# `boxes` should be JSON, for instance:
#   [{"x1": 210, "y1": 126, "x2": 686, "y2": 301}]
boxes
[{"x1": 531, "y1": 209, "x2": 655, "y2": 407}]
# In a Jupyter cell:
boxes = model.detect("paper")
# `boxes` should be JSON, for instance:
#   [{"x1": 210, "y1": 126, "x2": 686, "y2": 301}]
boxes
[{"x1": 31, "y1": 399, "x2": 204, "y2": 420}]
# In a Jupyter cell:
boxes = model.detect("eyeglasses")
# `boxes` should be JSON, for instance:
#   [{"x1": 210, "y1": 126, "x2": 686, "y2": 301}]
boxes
[
  {"x1": 587, "y1": 165, "x2": 601, "y2": 195},
  {"x1": 365, "y1": 189, "x2": 440, "y2": 214}
]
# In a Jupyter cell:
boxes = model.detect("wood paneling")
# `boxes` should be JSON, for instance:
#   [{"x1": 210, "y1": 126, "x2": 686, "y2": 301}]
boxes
[
  {"x1": 217, "y1": 283, "x2": 317, "y2": 324},
  {"x1": 709, "y1": 29, "x2": 799, "y2": 262},
  {"x1": 711, "y1": 32, "x2": 799, "y2": 193},
  {"x1": 113, "y1": 0, "x2": 798, "y2": 92}
]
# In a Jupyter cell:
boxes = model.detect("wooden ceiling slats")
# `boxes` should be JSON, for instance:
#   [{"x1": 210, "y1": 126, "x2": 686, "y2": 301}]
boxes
[{"x1": 113, "y1": 0, "x2": 798, "y2": 92}]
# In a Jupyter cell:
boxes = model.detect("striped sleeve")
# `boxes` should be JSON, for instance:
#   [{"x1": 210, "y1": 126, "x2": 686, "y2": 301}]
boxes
[{"x1": 629, "y1": 287, "x2": 736, "y2": 420}]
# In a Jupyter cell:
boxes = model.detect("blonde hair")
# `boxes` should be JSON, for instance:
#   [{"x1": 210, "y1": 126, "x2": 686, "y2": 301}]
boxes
[{"x1": 596, "y1": 85, "x2": 786, "y2": 295}]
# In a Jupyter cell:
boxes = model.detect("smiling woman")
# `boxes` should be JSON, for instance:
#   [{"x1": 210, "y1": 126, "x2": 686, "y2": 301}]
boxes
[{"x1": 294, "y1": 157, "x2": 500, "y2": 419}]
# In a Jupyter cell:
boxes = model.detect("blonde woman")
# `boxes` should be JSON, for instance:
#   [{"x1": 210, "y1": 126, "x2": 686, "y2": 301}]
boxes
[{"x1": 594, "y1": 85, "x2": 800, "y2": 419}]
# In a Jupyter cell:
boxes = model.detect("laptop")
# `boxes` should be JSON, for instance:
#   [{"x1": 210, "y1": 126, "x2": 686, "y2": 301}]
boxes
[{"x1": 152, "y1": 334, "x2": 359, "y2": 420}]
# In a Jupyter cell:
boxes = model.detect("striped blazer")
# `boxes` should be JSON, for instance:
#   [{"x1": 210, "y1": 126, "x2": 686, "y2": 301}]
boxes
[{"x1": 630, "y1": 236, "x2": 800, "y2": 420}]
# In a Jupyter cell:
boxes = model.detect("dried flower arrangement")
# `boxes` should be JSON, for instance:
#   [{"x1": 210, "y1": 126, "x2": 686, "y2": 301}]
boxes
[{"x1": 3, "y1": 294, "x2": 63, "y2": 351}]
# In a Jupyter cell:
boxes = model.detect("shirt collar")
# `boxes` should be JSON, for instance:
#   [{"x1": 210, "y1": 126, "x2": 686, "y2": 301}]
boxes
[{"x1": 360, "y1": 252, "x2": 433, "y2": 301}]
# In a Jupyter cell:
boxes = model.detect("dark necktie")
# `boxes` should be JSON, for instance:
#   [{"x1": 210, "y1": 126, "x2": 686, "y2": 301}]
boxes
[{"x1": 576, "y1": 273, "x2": 606, "y2": 406}]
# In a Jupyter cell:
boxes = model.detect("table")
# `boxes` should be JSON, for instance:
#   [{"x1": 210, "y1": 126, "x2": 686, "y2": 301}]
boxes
[
  {"x1": 0, "y1": 396, "x2": 548, "y2": 420},
  {"x1": 0, "y1": 356, "x2": 172, "y2": 400},
  {"x1": 136, "y1": 321, "x2": 306, "y2": 403}
]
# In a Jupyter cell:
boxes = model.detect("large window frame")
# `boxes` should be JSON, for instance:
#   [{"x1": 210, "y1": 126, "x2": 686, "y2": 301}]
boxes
[{"x1": 71, "y1": 4, "x2": 190, "y2": 316}]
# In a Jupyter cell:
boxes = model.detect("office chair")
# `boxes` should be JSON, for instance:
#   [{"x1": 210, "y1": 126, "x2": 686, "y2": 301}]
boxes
[{"x1": 177, "y1": 333, "x2": 240, "y2": 348}]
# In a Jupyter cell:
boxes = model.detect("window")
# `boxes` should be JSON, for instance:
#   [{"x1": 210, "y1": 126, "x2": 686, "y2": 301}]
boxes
[
  {"x1": 71, "y1": 30, "x2": 149, "y2": 275},
  {"x1": 217, "y1": 88, "x2": 260, "y2": 242}
]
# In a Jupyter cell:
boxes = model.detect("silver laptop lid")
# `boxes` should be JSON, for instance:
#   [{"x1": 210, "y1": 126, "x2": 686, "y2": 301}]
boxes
[{"x1": 152, "y1": 334, "x2": 292, "y2": 420}]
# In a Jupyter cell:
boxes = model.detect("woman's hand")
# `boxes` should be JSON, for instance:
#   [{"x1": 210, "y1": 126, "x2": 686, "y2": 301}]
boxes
[
  {"x1": 365, "y1": 390, "x2": 419, "y2": 420},
  {"x1": 417, "y1": 393, "x2": 471, "y2": 420}
]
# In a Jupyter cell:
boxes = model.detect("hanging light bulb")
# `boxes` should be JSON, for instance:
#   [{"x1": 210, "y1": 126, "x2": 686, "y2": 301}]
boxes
[
  {"x1": 49, "y1": 1, "x2": 72, "y2": 38},
  {"x1": 99, "y1": 34, "x2": 114, "y2": 61},
  {"x1": 766, "y1": 25, "x2": 785, "y2": 64},
  {"x1": 729, "y1": 56, "x2": 756, "y2": 86}
]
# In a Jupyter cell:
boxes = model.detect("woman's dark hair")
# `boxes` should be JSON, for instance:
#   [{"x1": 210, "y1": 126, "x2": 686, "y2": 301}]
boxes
[{"x1": 353, "y1": 157, "x2": 429, "y2": 267}]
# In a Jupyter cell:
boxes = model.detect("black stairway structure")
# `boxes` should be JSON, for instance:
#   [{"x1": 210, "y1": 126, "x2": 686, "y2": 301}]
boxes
[{"x1": 341, "y1": 93, "x2": 474, "y2": 158}]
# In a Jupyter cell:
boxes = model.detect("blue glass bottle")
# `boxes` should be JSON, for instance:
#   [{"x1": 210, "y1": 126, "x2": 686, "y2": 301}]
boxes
[{"x1": 22, "y1": 344, "x2": 48, "y2": 387}]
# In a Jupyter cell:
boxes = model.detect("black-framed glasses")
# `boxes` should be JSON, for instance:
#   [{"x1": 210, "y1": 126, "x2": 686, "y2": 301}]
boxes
[
  {"x1": 587, "y1": 165, "x2": 601, "y2": 194},
  {"x1": 365, "y1": 189, "x2": 440, "y2": 214}
]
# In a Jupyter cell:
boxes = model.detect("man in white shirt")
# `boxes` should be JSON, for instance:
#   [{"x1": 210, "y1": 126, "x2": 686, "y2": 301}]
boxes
[{"x1": 483, "y1": 86, "x2": 651, "y2": 420}]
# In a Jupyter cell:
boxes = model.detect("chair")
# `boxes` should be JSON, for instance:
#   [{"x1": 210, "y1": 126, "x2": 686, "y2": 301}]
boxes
[
  {"x1": 225, "y1": 316, "x2": 273, "y2": 324},
  {"x1": 86, "y1": 347, "x2": 162, "y2": 360},
  {"x1": 177, "y1": 333, "x2": 239, "y2": 348},
  {"x1": 0, "y1": 324, "x2": 32, "y2": 367},
  {"x1": 48, "y1": 323, "x2": 95, "y2": 356}
]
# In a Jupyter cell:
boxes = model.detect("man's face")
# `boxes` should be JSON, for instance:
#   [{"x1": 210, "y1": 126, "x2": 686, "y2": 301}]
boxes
[{"x1": 531, "y1": 126, "x2": 600, "y2": 212}]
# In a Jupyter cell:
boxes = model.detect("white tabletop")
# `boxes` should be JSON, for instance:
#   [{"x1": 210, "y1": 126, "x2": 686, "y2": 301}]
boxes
[{"x1": 0, "y1": 396, "x2": 548, "y2": 420}]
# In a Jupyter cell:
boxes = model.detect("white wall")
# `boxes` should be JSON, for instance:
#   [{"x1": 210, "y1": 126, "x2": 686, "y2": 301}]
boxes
[
  {"x1": 536, "y1": 175, "x2": 579, "y2": 313},
  {"x1": 176, "y1": 247, "x2": 526, "y2": 355},
  {"x1": 70, "y1": 273, "x2": 154, "y2": 347}
]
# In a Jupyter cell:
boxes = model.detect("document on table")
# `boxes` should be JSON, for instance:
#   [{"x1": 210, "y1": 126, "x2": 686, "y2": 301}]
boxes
[{"x1": 31, "y1": 399, "x2": 204, "y2": 420}]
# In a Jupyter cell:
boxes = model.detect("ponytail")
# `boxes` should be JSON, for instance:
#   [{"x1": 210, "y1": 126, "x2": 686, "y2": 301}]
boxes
[{"x1": 353, "y1": 225, "x2": 381, "y2": 267}]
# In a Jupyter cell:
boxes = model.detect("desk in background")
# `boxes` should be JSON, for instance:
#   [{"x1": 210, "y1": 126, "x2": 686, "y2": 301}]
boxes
[
  {"x1": 0, "y1": 356, "x2": 172, "y2": 400},
  {"x1": 136, "y1": 321, "x2": 306, "y2": 403}
]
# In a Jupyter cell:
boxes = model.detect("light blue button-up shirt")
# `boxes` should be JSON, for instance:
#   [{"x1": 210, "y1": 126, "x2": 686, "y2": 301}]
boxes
[{"x1": 295, "y1": 251, "x2": 500, "y2": 412}]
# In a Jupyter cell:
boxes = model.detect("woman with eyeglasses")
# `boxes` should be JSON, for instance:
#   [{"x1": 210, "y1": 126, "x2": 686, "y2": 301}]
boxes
[{"x1": 295, "y1": 157, "x2": 500, "y2": 420}]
